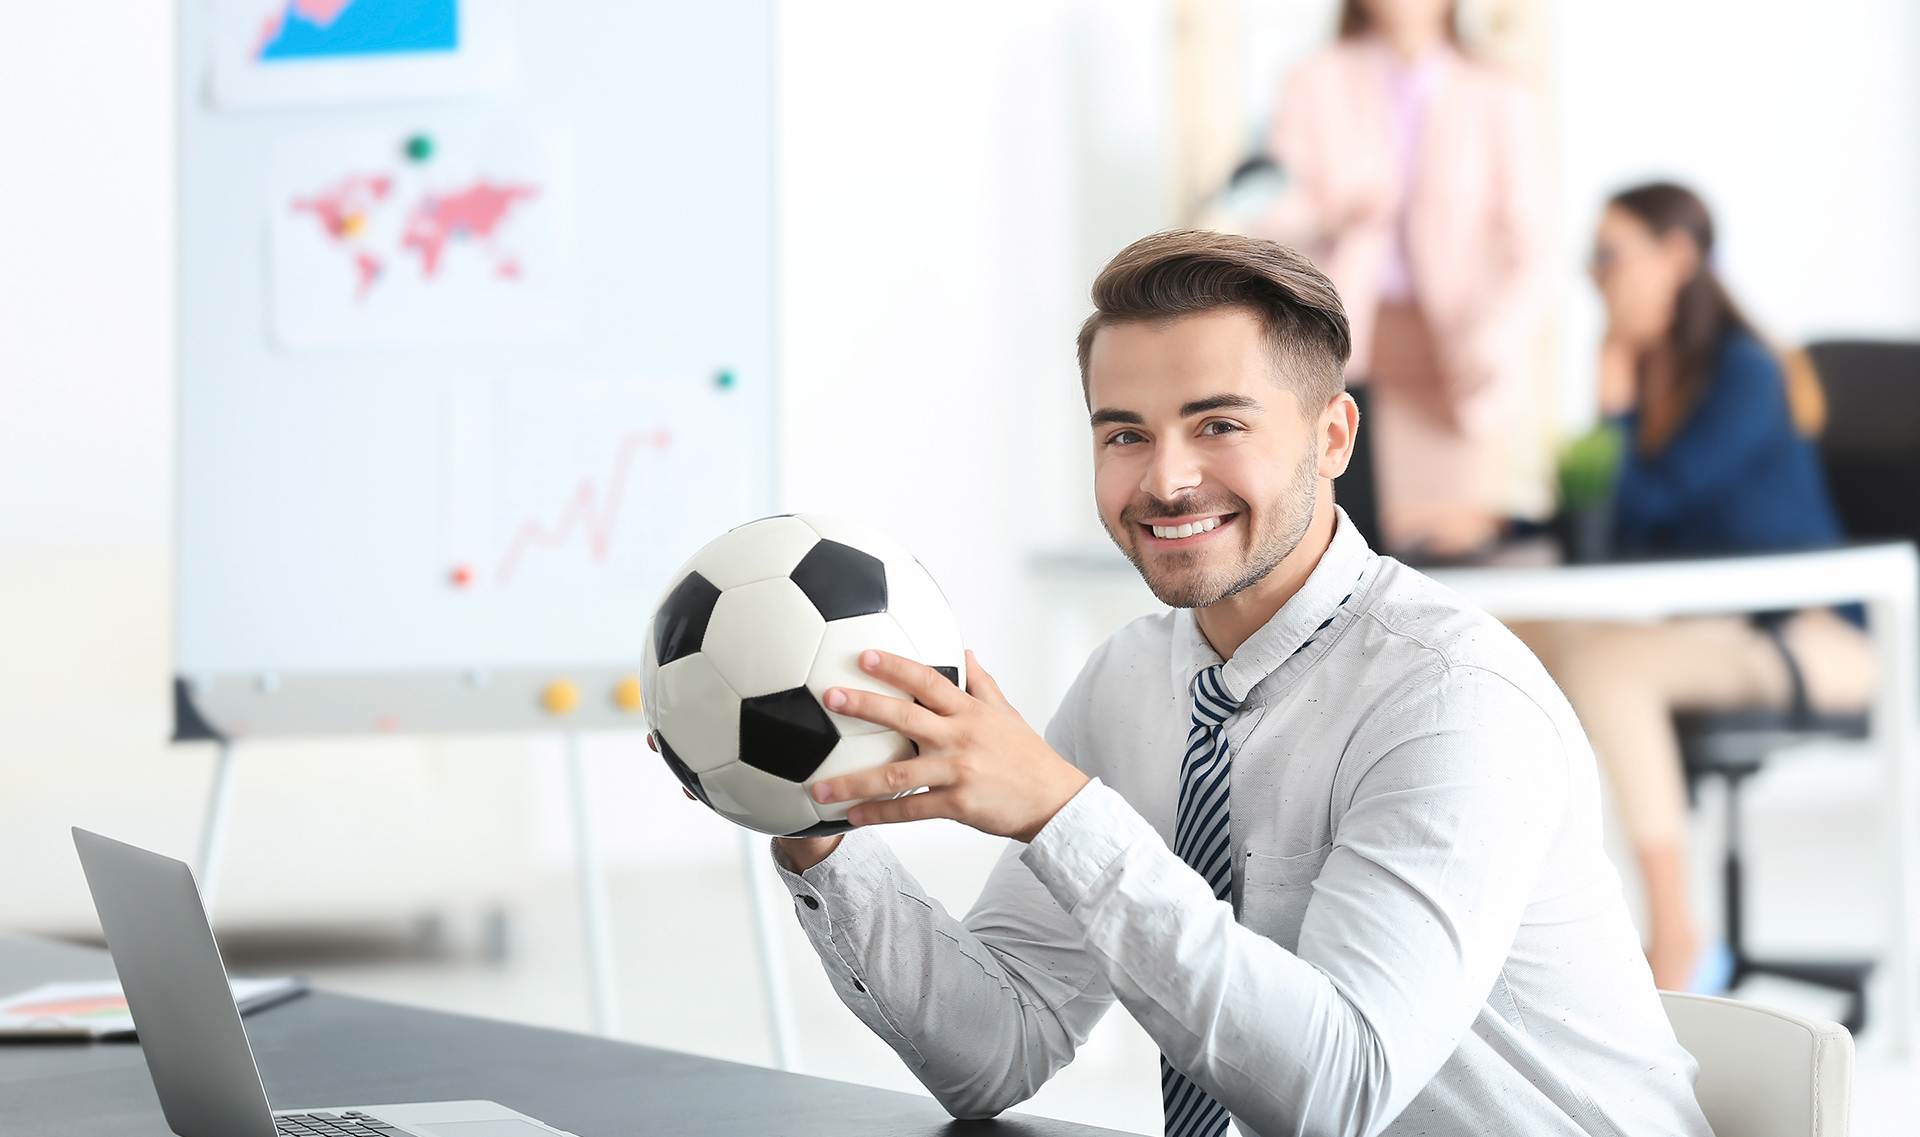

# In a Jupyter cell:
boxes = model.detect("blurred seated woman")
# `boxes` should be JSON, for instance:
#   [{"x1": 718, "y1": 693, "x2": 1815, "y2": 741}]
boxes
[{"x1": 1513, "y1": 183, "x2": 1875, "y2": 991}]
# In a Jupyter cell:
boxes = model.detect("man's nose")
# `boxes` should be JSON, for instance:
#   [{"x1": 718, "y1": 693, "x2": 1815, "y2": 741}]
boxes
[{"x1": 1140, "y1": 439, "x2": 1203, "y2": 502}]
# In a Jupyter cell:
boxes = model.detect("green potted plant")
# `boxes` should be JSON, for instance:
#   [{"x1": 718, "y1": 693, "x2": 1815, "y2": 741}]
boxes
[{"x1": 1553, "y1": 422, "x2": 1624, "y2": 563}]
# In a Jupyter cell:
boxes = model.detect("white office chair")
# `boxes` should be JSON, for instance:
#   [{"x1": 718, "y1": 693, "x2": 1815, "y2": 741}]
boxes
[{"x1": 1661, "y1": 990, "x2": 1854, "y2": 1137}]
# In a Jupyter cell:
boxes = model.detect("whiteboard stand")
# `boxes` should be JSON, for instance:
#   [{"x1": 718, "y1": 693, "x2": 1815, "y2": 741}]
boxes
[
  {"x1": 736, "y1": 826, "x2": 801, "y2": 1071},
  {"x1": 564, "y1": 731, "x2": 622, "y2": 1038},
  {"x1": 195, "y1": 740, "x2": 240, "y2": 919}
]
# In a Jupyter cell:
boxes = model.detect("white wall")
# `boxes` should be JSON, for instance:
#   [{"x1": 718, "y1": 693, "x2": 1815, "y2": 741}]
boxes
[{"x1": 0, "y1": 1, "x2": 173, "y2": 547}]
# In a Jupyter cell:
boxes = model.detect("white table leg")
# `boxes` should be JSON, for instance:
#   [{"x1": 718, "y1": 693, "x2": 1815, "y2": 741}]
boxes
[
  {"x1": 565, "y1": 731, "x2": 622, "y2": 1038},
  {"x1": 738, "y1": 826, "x2": 801, "y2": 1071},
  {"x1": 195, "y1": 740, "x2": 238, "y2": 918},
  {"x1": 1873, "y1": 558, "x2": 1920, "y2": 1058}
]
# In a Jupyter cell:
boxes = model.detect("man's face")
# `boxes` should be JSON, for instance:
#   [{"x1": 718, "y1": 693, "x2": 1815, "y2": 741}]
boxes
[{"x1": 1086, "y1": 308, "x2": 1328, "y2": 609}]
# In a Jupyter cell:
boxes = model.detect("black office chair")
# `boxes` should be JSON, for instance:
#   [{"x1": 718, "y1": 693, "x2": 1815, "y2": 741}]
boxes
[{"x1": 1674, "y1": 340, "x2": 1920, "y2": 1034}]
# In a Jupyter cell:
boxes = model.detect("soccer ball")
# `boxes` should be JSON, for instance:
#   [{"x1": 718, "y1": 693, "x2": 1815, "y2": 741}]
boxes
[{"x1": 642, "y1": 514, "x2": 965, "y2": 837}]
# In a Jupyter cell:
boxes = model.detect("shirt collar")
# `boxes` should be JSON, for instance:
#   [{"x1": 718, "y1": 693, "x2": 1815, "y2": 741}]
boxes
[{"x1": 1172, "y1": 507, "x2": 1378, "y2": 706}]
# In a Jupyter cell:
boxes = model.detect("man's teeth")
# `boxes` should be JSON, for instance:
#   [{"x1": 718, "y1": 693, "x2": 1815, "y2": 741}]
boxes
[{"x1": 1152, "y1": 517, "x2": 1221, "y2": 539}]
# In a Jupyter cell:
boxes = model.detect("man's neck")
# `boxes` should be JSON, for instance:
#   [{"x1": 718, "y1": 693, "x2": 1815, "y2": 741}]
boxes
[{"x1": 1193, "y1": 484, "x2": 1337, "y2": 661}]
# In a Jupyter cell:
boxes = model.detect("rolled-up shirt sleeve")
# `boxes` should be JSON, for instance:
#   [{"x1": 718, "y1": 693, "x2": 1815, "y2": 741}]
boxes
[
  {"x1": 1021, "y1": 662, "x2": 1569, "y2": 1137},
  {"x1": 773, "y1": 823, "x2": 1116, "y2": 1118}
]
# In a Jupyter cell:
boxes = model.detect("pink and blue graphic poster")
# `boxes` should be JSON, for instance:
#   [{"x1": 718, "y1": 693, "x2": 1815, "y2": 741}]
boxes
[
  {"x1": 255, "y1": 0, "x2": 458, "y2": 61},
  {"x1": 212, "y1": 0, "x2": 514, "y2": 107}
]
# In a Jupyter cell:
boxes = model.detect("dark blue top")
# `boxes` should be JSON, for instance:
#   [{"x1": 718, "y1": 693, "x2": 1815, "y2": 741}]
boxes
[{"x1": 1612, "y1": 329, "x2": 1845, "y2": 557}]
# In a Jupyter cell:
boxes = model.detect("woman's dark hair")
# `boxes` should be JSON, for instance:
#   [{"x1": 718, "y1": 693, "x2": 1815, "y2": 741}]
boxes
[
  {"x1": 1608, "y1": 182, "x2": 1756, "y2": 451},
  {"x1": 1338, "y1": 0, "x2": 1459, "y2": 41}
]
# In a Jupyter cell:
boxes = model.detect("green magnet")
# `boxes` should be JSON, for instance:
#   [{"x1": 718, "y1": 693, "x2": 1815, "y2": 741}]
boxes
[
  {"x1": 404, "y1": 134, "x2": 434, "y2": 162},
  {"x1": 715, "y1": 369, "x2": 736, "y2": 390}
]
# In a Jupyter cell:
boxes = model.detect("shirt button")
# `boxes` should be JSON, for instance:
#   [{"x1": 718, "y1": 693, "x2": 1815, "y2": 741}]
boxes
[{"x1": 800, "y1": 895, "x2": 820, "y2": 910}]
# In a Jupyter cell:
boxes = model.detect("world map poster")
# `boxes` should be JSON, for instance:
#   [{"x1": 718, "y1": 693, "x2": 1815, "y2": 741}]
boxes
[
  {"x1": 269, "y1": 124, "x2": 571, "y2": 350},
  {"x1": 211, "y1": 0, "x2": 514, "y2": 108}
]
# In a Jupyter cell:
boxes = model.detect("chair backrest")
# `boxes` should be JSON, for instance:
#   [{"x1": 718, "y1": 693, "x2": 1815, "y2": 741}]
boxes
[
  {"x1": 1661, "y1": 990, "x2": 1854, "y2": 1137},
  {"x1": 1805, "y1": 340, "x2": 1920, "y2": 545}
]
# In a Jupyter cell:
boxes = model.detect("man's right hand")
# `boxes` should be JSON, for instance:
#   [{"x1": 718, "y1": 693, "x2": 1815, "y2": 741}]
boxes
[{"x1": 776, "y1": 834, "x2": 842, "y2": 873}]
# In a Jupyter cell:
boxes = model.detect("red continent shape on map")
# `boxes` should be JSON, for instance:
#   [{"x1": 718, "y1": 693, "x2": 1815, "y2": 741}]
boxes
[
  {"x1": 291, "y1": 174, "x2": 393, "y2": 299},
  {"x1": 291, "y1": 174, "x2": 393, "y2": 241},
  {"x1": 402, "y1": 181, "x2": 539, "y2": 278}
]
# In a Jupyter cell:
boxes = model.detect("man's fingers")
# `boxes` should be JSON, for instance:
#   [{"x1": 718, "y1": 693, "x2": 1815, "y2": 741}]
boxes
[
  {"x1": 823, "y1": 684, "x2": 946, "y2": 740},
  {"x1": 847, "y1": 787, "x2": 957, "y2": 827},
  {"x1": 813, "y1": 755, "x2": 953, "y2": 807},
  {"x1": 963, "y1": 650, "x2": 1011, "y2": 709},
  {"x1": 860, "y1": 650, "x2": 971, "y2": 715}
]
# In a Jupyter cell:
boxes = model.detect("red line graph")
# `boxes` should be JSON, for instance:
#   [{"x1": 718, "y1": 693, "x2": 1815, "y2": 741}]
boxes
[{"x1": 493, "y1": 428, "x2": 673, "y2": 585}]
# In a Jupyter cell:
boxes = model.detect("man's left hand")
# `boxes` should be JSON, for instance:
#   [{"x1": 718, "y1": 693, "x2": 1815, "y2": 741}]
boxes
[{"x1": 813, "y1": 650, "x2": 1090, "y2": 843}]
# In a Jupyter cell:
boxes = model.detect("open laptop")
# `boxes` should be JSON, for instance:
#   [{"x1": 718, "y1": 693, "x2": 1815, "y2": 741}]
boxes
[{"x1": 73, "y1": 827, "x2": 581, "y2": 1137}]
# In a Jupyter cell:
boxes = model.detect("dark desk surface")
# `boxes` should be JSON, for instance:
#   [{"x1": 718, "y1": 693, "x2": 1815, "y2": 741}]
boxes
[{"x1": 0, "y1": 934, "x2": 1130, "y2": 1137}]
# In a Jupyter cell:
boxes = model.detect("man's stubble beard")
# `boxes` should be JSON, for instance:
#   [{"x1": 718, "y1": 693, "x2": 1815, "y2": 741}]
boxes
[{"x1": 1103, "y1": 447, "x2": 1321, "y2": 609}]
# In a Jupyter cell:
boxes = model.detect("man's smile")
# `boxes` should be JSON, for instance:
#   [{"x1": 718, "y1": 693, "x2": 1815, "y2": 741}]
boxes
[{"x1": 1139, "y1": 512, "x2": 1237, "y2": 545}]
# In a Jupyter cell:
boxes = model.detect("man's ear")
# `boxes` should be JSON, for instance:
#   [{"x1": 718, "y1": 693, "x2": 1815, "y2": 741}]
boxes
[{"x1": 1318, "y1": 392, "x2": 1359, "y2": 479}]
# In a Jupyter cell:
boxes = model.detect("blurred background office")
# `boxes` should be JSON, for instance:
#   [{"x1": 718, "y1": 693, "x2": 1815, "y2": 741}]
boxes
[{"x1": 5, "y1": 1, "x2": 1920, "y2": 1134}]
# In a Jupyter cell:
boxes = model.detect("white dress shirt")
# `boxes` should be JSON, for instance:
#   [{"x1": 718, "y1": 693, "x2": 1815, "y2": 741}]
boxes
[{"x1": 774, "y1": 512, "x2": 1713, "y2": 1137}]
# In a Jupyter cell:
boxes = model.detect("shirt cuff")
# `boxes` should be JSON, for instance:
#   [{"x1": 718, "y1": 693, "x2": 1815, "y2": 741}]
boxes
[
  {"x1": 1021, "y1": 778, "x2": 1161, "y2": 917},
  {"x1": 769, "y1": 828, "x2": 895, "y2": 946}
]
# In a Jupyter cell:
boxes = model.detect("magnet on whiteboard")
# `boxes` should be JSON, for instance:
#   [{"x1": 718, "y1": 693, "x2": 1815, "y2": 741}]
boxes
[
  {"x1": 450, "y1": 564, "x2": 476, "y2": 588},
  {"x1": 405, "y1": 133, "x2": 434, "y2": 163},
  {"x1": 467, "y1": 667, "x2": 490, "y2": 688},
  {"x1": 714, "y1": 369, "x2": 736, "y2": 390},
  {"x1": 542, "y1": 679, "x2": 580, "y2": 716},
  {"x1": 612, "y1": 675, "x2": 643, "y2": 712},
  {"x1": 258, "y1": 672, "x2": 281, "y2": 694}
]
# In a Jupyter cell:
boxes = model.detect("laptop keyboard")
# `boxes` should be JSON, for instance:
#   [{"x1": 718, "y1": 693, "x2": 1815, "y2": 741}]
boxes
[{"x1": 275, "y1": 1111, "x2": 404, "y2": 1136}]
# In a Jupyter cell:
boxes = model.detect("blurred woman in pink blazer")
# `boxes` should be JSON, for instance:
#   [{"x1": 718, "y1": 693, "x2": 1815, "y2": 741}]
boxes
[{"x1": 1258, "y1": 0, "x2": 1545, "y2": 557}]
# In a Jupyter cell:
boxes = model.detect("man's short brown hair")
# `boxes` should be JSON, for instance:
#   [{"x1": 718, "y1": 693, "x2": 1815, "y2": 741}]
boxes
[{"x1": 1076, "y1": 230, "x2": 1351, "y2": 411}]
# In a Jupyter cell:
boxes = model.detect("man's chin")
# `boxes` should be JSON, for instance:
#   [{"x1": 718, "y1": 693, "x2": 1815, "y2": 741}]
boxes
[{"x1": 1127, "y1": 549, "x2": 1235, "y2": 609}]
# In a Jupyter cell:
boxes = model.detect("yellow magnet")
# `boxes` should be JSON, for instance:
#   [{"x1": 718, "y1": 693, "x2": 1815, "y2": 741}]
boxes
[
  {"x1": 541, "y1": 679, "x2": 580, "y2": 716},
  {"x1": 612, "y1": 675, "x2": 643, "y2": 712}
]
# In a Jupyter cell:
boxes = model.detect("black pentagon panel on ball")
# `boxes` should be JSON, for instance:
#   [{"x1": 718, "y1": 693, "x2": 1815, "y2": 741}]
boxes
[
  {"x1": 738, "y1": 686, "x2": 842, "y2": 782},
  {"x1": 654, "y1": 572, "x2": 722, "y2": 666},
  {"x1": 786, "y1": 818, "x2": 855, "y2": 838},
  {"x1": 654, "y1": 732, "x2": 712, "y2": 807},
  {"x1": 789, "y1": 540, "x2": 888, "y2": 622}
]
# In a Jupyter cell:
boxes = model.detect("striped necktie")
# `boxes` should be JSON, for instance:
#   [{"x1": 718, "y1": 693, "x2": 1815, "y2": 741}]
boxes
[{"x1": 1162, "y1": 663, "x2": 1240, "y2": 1137}]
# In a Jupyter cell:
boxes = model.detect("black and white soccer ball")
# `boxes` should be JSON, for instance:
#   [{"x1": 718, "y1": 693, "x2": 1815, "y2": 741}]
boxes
[{"x1": 642, "y1": 514, "x2": 965, "y2": 837}]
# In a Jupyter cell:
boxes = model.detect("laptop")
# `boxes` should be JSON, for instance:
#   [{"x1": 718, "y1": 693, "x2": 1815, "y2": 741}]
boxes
[{"x1": 72, "y1": 827, "x2": 581, "y2": 1137}]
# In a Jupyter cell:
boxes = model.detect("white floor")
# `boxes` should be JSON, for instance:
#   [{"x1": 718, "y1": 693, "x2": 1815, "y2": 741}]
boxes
[{"x1": 204, "y1": 743, "x2": 1920, "y2": 1137}]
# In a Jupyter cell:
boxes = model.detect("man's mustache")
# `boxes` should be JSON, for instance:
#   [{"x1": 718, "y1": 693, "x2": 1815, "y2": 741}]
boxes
[{"x1": 1119, "y1": 495, "x2": 1247, "y2": 525}]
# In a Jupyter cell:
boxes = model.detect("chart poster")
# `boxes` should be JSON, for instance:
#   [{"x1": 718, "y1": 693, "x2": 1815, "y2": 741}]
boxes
[
  {"x1": 268, "y1": 122, "x2": 571, "y2": 350},
  {"x1": 211, "y1": 0, "x2": 516, "y2": 108},
  {"x1": 447, "y1": 376, "x2": 765, "y2": 594}
]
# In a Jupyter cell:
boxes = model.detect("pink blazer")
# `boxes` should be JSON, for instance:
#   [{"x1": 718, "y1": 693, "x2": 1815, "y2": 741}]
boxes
[{"x1": 1257, "y1": 40, "x2": 1545, "y2": 434}]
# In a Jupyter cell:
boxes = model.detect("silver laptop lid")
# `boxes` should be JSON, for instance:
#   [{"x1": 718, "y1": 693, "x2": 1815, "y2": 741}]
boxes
[{"x1": 73, "y1": 827, "x2": 277, "y2": 1137}]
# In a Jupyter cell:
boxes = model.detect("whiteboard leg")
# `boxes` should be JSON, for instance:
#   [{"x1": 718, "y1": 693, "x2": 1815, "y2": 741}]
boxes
[
  {"x1": 565, "y1": 731, "x2": 622, "y2": 1038},
  {"x1": 195, "y1": 741, "x2": 239, "y2": 919},
  {"x1": 738, "y1": 826, "x2": 801, "y2": 1071}
]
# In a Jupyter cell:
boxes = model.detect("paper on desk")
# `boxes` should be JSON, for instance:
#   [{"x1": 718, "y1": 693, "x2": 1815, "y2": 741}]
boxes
[{"x1": 0, "y1": 976, "x2": 307, "y2": 1040}]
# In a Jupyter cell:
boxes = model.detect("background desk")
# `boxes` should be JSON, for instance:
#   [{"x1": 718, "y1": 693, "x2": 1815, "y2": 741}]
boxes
[
  {"x1": 1429, "y1": 542, "x2": 1920, "y2": 1056},
  {"x1": 0, "y1": 934, "x2": 1128, "y2": 1137}
]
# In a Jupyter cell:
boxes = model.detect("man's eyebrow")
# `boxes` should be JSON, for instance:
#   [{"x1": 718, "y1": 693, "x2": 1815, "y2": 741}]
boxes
[
  {"x1": 1089, "y1": 408, "x2": 1145, "y2": 427},
  {"x1": 1179, "y1": 393, "x2": 1263, "y2": 417}
]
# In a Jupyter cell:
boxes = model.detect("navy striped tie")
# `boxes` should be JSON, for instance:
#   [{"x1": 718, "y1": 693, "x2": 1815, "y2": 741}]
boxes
[{"x1": 1162, "y1": 663, "x2": 1240, "y2": 1137}]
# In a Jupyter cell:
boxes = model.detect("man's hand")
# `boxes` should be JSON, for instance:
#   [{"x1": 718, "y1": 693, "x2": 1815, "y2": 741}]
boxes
[{"x1": 807, "y1": 649, "x2": 1089, "y2": 843}]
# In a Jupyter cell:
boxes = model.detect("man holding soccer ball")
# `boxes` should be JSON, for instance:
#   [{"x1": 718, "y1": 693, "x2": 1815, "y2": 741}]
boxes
[{"x1": 774, "y1": 232, "x2": 1711, "y2": 1137}]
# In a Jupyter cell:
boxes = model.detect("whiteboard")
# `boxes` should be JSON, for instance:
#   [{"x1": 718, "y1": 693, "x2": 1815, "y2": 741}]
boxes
[{"x1": 174, "y1": 0, "x2": 775, "y2": 737}]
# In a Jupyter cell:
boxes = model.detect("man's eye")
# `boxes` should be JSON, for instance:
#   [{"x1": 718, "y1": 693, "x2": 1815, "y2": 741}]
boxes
[
  {"x1": 1201, "y1": 420, "x2": 1242, "y2": 435},
  {"x1": 1108, "y1": 430, "x2": 1144, "y2": 446}
]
